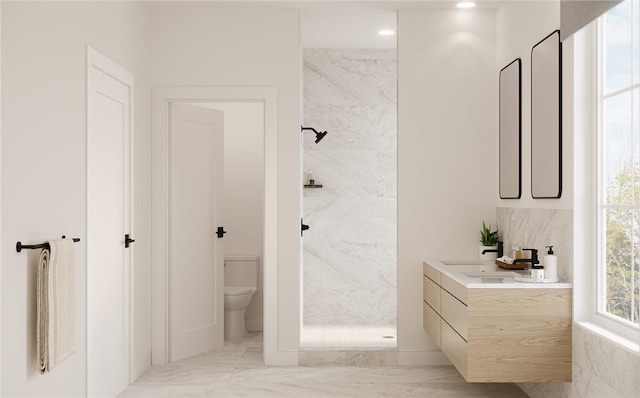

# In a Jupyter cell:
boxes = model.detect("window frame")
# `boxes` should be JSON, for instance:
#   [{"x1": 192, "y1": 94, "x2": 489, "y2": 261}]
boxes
[{"x1": 595, "y1": 2, "x2": 640, "y2": 341}]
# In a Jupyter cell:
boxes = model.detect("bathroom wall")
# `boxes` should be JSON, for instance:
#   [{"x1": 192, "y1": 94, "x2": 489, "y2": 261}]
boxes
[
  {"x1": 149, "y1": 2, "x2": 301, "y2": 364},
  {"x1": 2, "y1": 1, "x2": 151, "y2": 395},
  {"x1": 496, "y1": 1, "x2": 572, "y2": 210},
  {"x1": 302, "y1": 48, "x2": 397, "y2": 327},
  {"x1": 196, "y1": 102, "x2": 265, "y2": 331},
  {"x1": 397, "y1": 7, "x2": 498, "y2": 364},
  {"x1": 1, "y1": 1, "x2": 4, "y2": 391}
]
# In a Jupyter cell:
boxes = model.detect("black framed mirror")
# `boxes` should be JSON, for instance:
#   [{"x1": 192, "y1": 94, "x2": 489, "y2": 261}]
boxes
[
  {"x1": 499, "y1": 58, "x2": 522, "y2": 199},
  {"x1": 531, "y1": 30, "x2": 562, "y2": 199}
]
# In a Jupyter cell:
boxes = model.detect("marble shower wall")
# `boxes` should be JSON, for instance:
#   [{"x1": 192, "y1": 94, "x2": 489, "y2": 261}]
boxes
[
  {"x1": 496, "y1": 207, "x2": 573, "y2": 280},
  {"x1": 303, "y1": 49, "x2": 397, "y2": 326}
]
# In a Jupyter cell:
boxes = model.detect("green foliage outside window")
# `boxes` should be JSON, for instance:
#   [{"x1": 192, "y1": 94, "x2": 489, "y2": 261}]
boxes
[{"x1": 604, "y1": 164, "x2": 640, "y2": 324}]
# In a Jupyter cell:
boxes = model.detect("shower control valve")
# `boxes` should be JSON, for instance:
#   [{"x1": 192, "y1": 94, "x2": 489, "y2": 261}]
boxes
[{"x1": 301, "y1": 219, "x2": 310, "y2": 237}]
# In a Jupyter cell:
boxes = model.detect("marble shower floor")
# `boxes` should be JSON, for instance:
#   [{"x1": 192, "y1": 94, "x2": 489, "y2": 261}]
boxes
[
  {"x1": 300, "y1": 325, "x2": 397, "y2": 350},
  {"x1": 119, "y1": 332, "x2": 528, "y2": 398}
]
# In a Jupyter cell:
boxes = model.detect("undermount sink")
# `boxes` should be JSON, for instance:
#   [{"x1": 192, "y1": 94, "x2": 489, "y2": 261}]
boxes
[
  {"x1": 440, "y1": 260, "x2": 491, "y2": 265},
  {"x1": 461, "y1": 271, "x2": 519, "y2": 278}
]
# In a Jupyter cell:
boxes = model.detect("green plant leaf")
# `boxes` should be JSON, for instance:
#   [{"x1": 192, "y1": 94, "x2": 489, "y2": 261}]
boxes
[{"x1": 480, "y1": 221, "x2": 499, "y2": 246}]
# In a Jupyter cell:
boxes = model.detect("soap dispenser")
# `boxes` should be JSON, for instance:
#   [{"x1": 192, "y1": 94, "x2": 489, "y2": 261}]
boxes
[{"x1": 544, "y1": 245, "x2": 558, "y2": 280}]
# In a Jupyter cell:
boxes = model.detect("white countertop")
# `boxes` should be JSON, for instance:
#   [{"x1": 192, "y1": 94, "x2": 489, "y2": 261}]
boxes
[{"x1": 425, "y1": 259, "x2": 573, "y2": 289}]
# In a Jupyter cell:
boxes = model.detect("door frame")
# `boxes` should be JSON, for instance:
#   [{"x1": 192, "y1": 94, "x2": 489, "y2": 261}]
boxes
[
  {"x1": 86, "y1": 45, "x2": 134, "y2": 392},
  {"x1": 151, "y1": 87, "x2": 277, "y2": 365}
]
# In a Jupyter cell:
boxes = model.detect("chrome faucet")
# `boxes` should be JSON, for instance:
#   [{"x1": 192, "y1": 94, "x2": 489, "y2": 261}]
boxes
[{"x1": 512, "y1": 248, "x2": 539, "y2": 266}]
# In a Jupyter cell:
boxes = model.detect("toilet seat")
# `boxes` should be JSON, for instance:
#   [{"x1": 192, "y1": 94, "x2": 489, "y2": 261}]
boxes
[{"x1": 224, "y1": 286, "x2": 256, "y2": 296}]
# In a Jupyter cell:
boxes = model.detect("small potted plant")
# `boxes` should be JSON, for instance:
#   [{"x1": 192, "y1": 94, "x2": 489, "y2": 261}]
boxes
[{"x1": 479, "y1": 221, "x2": 499, "y2": 261}]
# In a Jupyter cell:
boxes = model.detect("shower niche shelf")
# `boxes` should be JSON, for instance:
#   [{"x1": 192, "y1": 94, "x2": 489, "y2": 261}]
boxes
[{"x1": 304, "y1": 179, "x2": 323, "y2": 188}]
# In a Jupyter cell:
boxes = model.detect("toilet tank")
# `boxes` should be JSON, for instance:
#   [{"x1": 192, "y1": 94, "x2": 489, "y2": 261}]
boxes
[{"x1": 224, "y1": 256, "x2": 259, "y2": 288}]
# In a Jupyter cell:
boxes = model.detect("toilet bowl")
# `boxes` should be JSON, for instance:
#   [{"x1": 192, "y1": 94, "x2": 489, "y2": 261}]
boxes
[
  {"x1": 224, "y1": 286, "x2": 257, "y2": 340},
  {"x1": 223, "y1": 257, "x2": 259, "y2": 341}
]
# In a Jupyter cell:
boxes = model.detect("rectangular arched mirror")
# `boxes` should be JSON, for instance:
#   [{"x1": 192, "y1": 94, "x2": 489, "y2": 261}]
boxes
[
  {"x1": 499, "y1": 58, "x2": 522, "y2": 199},
  {"x1": 531, "y1": 30, "x2": 562, "y2": 199}
]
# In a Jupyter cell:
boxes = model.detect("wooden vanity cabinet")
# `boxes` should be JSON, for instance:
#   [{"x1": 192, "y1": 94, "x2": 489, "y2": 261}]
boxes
[{"x1": 422, "y1": 261, "x2": 572, "y2": 383}]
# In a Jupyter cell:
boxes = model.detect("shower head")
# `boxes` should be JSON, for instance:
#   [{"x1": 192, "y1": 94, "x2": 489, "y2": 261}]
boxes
[
  {"x1": 314, "y1": 130, "x2": 327, "y2": 144},
  {"x1": 301, "y1": 125, "x2": 328, "y2": 144}
]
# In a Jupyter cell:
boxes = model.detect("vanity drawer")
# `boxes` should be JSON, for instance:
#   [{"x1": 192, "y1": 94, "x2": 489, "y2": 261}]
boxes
[
  {"x1": 423, "y1": 301, "x2": 441, "y2": 348},
  {"x1": 442, "y1": 320, "x2": 468, "y2": 380},
  {"x1": 441, "y1": 274, "x2": 467, "y2": 304},
  {"x1": 423, "y1": 261, "x2": 441, "y2": 285},
  {"x1": 423, "y1": 276, "x2": 441, "y2": 313},
  {"x1": 441, "y1": 290, "x2": 468, "y2": 341}
]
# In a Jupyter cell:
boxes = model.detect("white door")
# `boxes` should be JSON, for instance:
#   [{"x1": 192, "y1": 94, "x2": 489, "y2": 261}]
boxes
[
  {"x1": 169, "y1": 103, "x2": 224, "y2": 362},
  {"x1": 86, "y1": 47, "x2": 132, "y2": 397}
]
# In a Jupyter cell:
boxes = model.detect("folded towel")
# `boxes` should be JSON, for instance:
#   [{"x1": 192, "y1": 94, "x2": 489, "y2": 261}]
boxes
[
  {"x1": 37, "y1": 249, "x2": 50, "y2": 374},
  {"x1": 37, "y1": 239, "x2": 76, "y2": 374}
]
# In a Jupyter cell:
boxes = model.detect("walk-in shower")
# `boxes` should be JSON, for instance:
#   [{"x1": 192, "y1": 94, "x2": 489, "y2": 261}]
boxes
[{"x1": 300, "y1": 7, "x2": 398, "y2": 352}]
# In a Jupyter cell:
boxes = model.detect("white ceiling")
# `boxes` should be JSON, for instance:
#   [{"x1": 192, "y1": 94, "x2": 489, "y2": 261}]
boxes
[
  {"x1": 141, "y1": 0, "x2": 506, "y2": 49},
  {"x1": 295, "y1": 1, "x2": 503, "y2": 49},
  {"x1": 299, "y1": 5, "x2": 398, "y2": 49}
]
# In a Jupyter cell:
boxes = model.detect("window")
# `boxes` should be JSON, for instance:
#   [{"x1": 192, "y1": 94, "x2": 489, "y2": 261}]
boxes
[{"x1": 597, "y1": 0, "x2": 640, "y2": 331}]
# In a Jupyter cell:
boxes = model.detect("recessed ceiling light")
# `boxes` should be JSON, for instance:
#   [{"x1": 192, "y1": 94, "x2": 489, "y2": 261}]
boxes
[
  {"x1": 457, "y1": 2, "x2": 476, "y2": 9},
  {"x1": 378, "y1": 30, "x2": 395, "y2": 36}
]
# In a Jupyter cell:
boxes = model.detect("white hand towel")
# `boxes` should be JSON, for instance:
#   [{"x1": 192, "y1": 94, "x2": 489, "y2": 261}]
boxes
[{"x1": 37, "y1": 238, "x2": 76, "y2": 374}]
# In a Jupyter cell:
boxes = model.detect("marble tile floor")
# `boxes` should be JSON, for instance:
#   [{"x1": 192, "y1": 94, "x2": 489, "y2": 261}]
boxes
[
  {"x1": 300, "y1": 324, "x2": 397, "y2": 350},
  {"x1": 120, "y1": 332, "x2": 528, "y2": 398}
]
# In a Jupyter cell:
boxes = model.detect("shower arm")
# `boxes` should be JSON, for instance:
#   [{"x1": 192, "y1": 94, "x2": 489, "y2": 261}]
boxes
[{"x1": 301, "y1": 125, "x2": 328, "y2": 144}]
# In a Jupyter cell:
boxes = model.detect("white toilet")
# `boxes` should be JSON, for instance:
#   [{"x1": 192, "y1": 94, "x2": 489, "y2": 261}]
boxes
[{"x1": 224, "y1": 257, "x2": 258, "y2": 341}]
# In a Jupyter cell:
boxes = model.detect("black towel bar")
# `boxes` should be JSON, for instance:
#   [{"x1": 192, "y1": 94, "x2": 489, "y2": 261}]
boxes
[{"x1": 16, "y1": 236, "x2": 80, "y2": 253}]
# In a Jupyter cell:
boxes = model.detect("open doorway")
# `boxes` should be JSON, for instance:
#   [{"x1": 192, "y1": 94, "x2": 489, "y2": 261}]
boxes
[
  {"x1": 299, "y1": 6, "x2": 398, "y2": 354},
  {"x1": 194, "y1": 101, "x2": 265, "y2": 340},
  {"x1": 151, "y1": 87, "x2": 277, "y2": 366}
]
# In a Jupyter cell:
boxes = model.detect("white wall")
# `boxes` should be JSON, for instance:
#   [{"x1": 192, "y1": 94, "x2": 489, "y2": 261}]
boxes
[
  {"x1": 496, "y1": 1, "x2": 571, "y2": 209},
  {"x1": 129, "y1": 8, "x2": 153, "y2": 385},
  {"x1": 397, "y1": 7, "x2": 498, "y2": 364},
  {"x1": 149, "y1": 3, "x2": 300, "y2": 362},
  {"x1": 494, "y1": 1, "x2": 570, "y2": 283},
  {"x1": 1, "y1": 2, "x2": 151, "y2": 395},
  {"x1": 0, "y1": 0, "x2": 3, "y2": 392},
  {"x1": 197, "y1": 102, "x2": 265, "y2": 330}
]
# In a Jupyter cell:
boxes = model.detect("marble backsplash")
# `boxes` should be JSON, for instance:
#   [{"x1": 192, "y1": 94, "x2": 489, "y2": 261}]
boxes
[
  {"x1": 496, "y1": 207, "x2": 573, "y2": 280},
  {"x1": 303, "y1": 49, "x2": 397, "y2": 326}
]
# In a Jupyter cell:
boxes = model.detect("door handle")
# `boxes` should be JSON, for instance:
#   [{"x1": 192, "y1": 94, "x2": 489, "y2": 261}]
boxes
[
  {"x1": 217, "y1": 227, "x2": 227, "y2": 238},
  {"x1": 125, "y1": 234, "x2": 135, "y2": 248}
]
